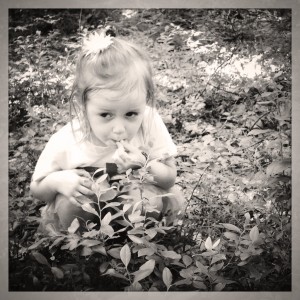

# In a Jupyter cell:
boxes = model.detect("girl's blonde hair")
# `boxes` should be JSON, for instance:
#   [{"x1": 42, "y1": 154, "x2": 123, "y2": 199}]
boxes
[{"x1": 69, "y1": 27, "x2": 155, "y2": 141}]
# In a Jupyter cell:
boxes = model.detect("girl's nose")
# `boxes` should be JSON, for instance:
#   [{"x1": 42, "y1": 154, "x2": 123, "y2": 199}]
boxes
[{"x1": 112, "y1": 120, "x2": 125, "y2": 135}]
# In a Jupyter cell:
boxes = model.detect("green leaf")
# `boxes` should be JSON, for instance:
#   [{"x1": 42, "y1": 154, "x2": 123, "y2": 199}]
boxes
[
  {"x1": 120, "y1": 244, "x2": 131, "y2": 268},
  {"x1": 162, "y1": 267, "x2": 173, "y2": 290},
  {"x1": 122, "y1": 203, "x2": 132, "y2": 213},
  {"x1": 138, "y1": 248, "x2": 155, "y2": 257},
  {"x1": 145, "y1": 228, "x2": 157, "y2": 239},
  {"x1": 92, "y1": 168, "x2": 105, "y2": 179},
  {"x1": 128, "y1": 235, "x2": 144, "y2": 244},
  {"x1": 28, "y1": 237, "x2": 48, "y2": 250},
  {"x1": 201, "y1": 250, "x2": 218, "y2": 257},
  {"x1": 82, "y1": 229, "x2": 99, "y2": 238},
  {"x1": 193, "y1": 280, "x2": 207, "y2": 290},
  {"x1": 214, "y1": 283, "x2": 226, "y2": 291},
  {"x1": 220, "y1": 223, "x2": 241, "y2": 233},
  {"x1": 179, "y1": 266, "x2": 196, "y2": 278},
  {"x1": 211, "y1": 254, "x2": 226, "y2": 265},
  {"x1": 101, "y1": 212, "x2": 112, "y2": 226},
  {"x1": 128, "y1": 211, "x2": 145, "y2": 223},
  {"x1": 51, "y1": 267, "x2": 64, "y2": 279},
  {"x1": 99, "y1": 261, "x2": 109, "y2": 273},
  {"x1": 209, "y1": 261, "x2": 224, "y2": 272},
  {"x1": 102, "y1": 268, "x2": 128, "y2": 280},
  {"x1": 204, "y1": 236, "x2": 213, "y2": 250},
  {"x1": 68, "y1": 218, "x2": 80, "y2": 234},
  {"x1": 240, "y1": 252, "x2": 251, "y2": 261},
  {"x1": 224, "y1": 231, "x2": 239, "y2": 241},
  {"x1": 160, "y1": 250, "x2": 181, "y2": 260},
  {"x1": 249, "y1": 225, "x2": 259, "y2": 243},
  {"x1": 173, "y1": 278, "x2": 192, "y2": 286},
  {"x1": 81, "y1": 203, "x2": 99, "y2": 216},
  {"x1": 195, "y1": 261, "x2": 209, "y2": 276},
  {"x1": 80, "y1": 239, "x2": 102, "y2": 247},
  {"x1": 49, "y1": 236, "x2": 65, "y2": 249},
  {"x1": 92, "y1": 245, "x2": 107, "y2": 256},
  {"x1": 133, "y1": 259, "x2": 155, "y2": 284},
  {"x1": 81, "y1": 246, "x2": 93, "y2": 256},
  {"x1": 212, "y1": 238, "x2": 221, "y2": 249},
  {"x1": 140, "y1": 259, "x2": 156, "y2": 271},
  {"x1": 95, "y1": 173, "x2": 108, "y2": 184},
  {"x1": 32, "y1": 251, "x2": 50, "y2": 267},
  {"x1": 237, "y1": 260, "x2": 249, "y2": 266},
  {"x1": 100, "y1": 224, "x2": 114, "y2": 237},
  {"x1": 44, "y1": 223, "x2": 61, "y2": 237},
  {"x1": 100, "y1": 188, "x2": 118, "y2": 201},
  {"x1": 182, "y1": 255, "x2": 193, "y2": 267},
  {"x1": 103, "y1": 202, "x2": 122, "y2": 209},
  {"x1": 107, "y1": 247, "x2": 121, "y2": 259},
  {"x1": 125, "y1": 282, "x2": 143, "y2": 291},
  {"x1": 61, "y1": 238, "x2": 79, "y2": 251}
]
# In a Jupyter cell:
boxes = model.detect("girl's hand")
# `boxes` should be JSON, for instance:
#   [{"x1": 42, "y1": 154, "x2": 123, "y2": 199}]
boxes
[
  {"x1": 51, "y1": 169, "x2": 94, "y2": 206},
  {"x1": 113, "y1": 140, "x2": 147, "y2": 173}
]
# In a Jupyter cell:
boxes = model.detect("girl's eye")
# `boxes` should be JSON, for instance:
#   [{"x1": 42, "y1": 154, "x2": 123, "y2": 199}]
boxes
[
  {"x1": 100, "y1": 113, "x2": 112, "y2": 119},
  {"x1": 126, "y1": 112, "x2": 138, "y2": 118}
]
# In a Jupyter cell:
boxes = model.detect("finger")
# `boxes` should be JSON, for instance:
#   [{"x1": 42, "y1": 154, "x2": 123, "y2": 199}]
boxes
[
  {"x1": 74, "y1": 169, "x2": 91, "y2": 178},
  {"x1": 120, "y1": 140, "x2": 136, "y2": 152},
  {"x1": 116, "y1": 142, "x2": 125, "y2": 151},
  {"x1": 113, "y1": 158, "x2": 125, "y2": 173},
  {"x1": 80, "y1": 177, "x2": 92, "y2": 188},
  {"x1": 119, "y1": 152, "x2": 129, "y2": 162},
  {"x1": 78, "y1": 185, "x2": 95, "y2": 196},
  {"x1": 69, "y1": 196, "x2": 81, "y2": 207}
]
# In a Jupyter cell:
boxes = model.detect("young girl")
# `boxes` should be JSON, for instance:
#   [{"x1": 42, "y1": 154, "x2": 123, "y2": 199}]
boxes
[{"x1": 30, "y1": 28, "x2": 185, "y2": 233}]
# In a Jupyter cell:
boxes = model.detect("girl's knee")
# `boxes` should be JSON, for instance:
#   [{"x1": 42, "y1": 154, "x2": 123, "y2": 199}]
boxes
[{"x1": 55, "y1": 194, "x2": 96, "y2": 229}]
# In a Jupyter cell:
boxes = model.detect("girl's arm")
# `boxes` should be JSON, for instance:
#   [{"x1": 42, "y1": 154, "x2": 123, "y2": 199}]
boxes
[
  {"x1": 113, "y1": 141, "x2": 177, "y2": 190},
  {"x1": 30, "y1": 169, "x2": 94, "y2": 206},
  {"x1": 147, "y1": 157, "x2": 177, "y2": 190},
  {"x1": 30, "y1": 172, "x2": 60, "y2": 204}
]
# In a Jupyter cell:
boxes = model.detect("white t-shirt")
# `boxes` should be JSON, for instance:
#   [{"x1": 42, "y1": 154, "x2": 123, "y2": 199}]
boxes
[{"x1": 32, "y1": 106, "x2": 177, "y2": 182}]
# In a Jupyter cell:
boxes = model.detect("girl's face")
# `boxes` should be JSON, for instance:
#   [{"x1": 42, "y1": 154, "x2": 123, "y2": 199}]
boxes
[{"x1": 85, "y1": 89, "x2": 147, "y2": 146}]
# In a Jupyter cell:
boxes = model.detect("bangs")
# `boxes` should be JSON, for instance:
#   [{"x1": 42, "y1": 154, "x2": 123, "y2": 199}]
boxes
[{"x1": 76, "y1": 38, "x2": 155, "y2": 105}]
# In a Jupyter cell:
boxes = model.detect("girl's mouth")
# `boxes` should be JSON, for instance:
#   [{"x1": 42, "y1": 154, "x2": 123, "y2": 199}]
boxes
[{"x1": 106, "y1": 139, "x2": 125, "y2": 147}]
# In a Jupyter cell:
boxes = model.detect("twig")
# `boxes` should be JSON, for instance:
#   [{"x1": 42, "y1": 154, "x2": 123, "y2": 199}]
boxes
[
  {"x1": 200, "y1": 50, "x2": 236, "y2": 96},
  {"x1": 216, "y1": 96, "x2": 241, "y2": 133},
  {"x1": 237, "y1": 138, "x2": 266, "y2": 153},
  {"x1": 78, "y1": 9, "x2": 82, "y2": 32},
  {"x1": 206, "y1": 82, "x2": 240, "y2": 97},
  {"x1": 188, "y1": 164, "x2": 210, "y2": 203},
  {"x1": 248, "y1": 111, "x2": 271, "y2": 131},
  {"x1": 178, "y1": 164, "x2": 210, "y2": 233}
]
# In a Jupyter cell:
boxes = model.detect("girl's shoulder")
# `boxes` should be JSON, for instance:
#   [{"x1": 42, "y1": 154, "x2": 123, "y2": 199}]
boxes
[{"x1": 48, "y1": 120, "x2": 80, "y2": 146}]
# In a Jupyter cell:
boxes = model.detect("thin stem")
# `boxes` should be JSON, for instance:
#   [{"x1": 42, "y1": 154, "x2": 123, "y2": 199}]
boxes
[
  {"x1": 178, "y1": 165, "x2": 210, "y2": 233},
  {"x1": 78, "y1": 9, "x2": 82, "y2": 31}
]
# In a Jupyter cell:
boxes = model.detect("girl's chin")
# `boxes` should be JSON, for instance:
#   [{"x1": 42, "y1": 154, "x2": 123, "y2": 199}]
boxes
[{"x1": 105, "y1": 140, "x2": 118, "y2": 147}]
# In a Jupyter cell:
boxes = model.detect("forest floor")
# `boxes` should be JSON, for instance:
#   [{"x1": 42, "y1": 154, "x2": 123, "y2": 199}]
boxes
[{"x1": 8, "y1": 9, "x2": 291, "y2": 291}]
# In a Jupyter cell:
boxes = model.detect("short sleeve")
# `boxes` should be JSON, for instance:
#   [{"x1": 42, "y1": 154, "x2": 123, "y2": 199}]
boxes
[
  {"x1": 142, "y1": 107, "x2": 177, "y2": 160},
  {"x1": 31, "y1": 128, "x2": 70, "y2": 182}
]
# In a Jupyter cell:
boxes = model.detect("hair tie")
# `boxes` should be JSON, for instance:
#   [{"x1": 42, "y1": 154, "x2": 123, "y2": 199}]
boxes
[{"x1": 82, "y1": 29, "x2": 114, "y2": 56}]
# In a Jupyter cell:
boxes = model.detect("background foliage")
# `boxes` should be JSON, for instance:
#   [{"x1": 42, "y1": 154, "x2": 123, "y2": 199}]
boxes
[{"x1": 9, "y1": 9, "x2": 291, "y2": 291}]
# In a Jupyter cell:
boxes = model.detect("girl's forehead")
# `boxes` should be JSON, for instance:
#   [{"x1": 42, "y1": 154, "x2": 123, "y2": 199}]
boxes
[
  {"x1": 87, "y1": 91, "x2": 147, "y2": 112},
  {"x1": 89, "y1": 87, "x2": 146, "y2": 102}
]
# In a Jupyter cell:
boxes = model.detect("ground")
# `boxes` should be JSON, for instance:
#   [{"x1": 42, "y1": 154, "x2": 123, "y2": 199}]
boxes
[{"x1": 9, "y1": 9, "x2": 291, "y2": 291}]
